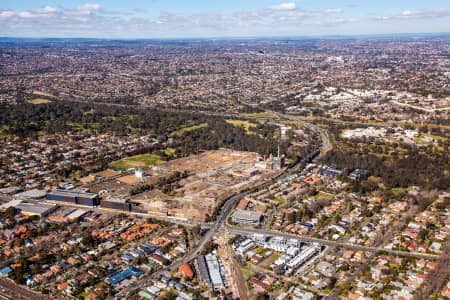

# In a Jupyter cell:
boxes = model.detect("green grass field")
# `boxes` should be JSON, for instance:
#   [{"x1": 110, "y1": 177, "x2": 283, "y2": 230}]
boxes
[
  {"x1": 273, "y1": 197, "x2": 286, "y2": 204},
  {"x1": 315, "y1": 191, "x2": 334, "y2": 201},
  {"x1": 240, "y1": 266, "x2": 256, "y2": 279},
  {"x1": 169, "y1": 123, "x2": 208, "y2": 136},
  {"x1": 259, "y1": 253, "x2": 281, "y2": 269},
  {"x1": 243, "y1": 112, "x2": 280, "y2": 119},
  {"x1": 226, "y1": 119, "x2": 257, "y2": 134},
  {"x1": 162, "y1": 148, "x2": 176, "y2": 156},
  {"x1": 110, "y1": 153, "x2": 163, "y2": 169},
  {"x1": 421, "y1": 132, "x2": 447, "y2": 142}
]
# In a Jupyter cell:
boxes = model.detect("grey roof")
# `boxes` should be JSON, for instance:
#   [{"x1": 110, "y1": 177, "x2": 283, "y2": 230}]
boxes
[
  {"x1": 14, "y1": 201, "x2": 57, "y2": 215},
  {"x1": 15, "y1": 189, "x2": 47, "y2": 199},
  {"x1": 1, "y1": 199, "x2": 23, "y2": 209},
  {"x1": 0, "y1": 186, "x2": 22, "y2": 194},
  {"x1": 48, "y1": 189, "x2": 98, "y2": 198},
  {"x1": 244, "y1": 167, "x2": 259, "y2": 173},
  {"x1": 231, "y1": 210, "x2": 262, "y2": 221},
  {"x1": 196, "y1": 256, "x2": 210, "y2": 284}
]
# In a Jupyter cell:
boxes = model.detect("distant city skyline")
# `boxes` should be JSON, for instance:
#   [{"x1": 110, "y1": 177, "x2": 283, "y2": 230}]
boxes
[{"x1": 1, "y1": 0, "x2": 450, "y2": 38}]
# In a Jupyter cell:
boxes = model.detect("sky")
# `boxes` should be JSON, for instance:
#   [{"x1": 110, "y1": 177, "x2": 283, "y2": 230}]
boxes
[{"x1": 0, "y1": 0, "x2": 449, "y2": 38}]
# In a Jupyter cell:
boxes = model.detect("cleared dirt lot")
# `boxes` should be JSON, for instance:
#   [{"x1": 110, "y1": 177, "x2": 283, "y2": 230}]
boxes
[
  {"x1": 89, "y1": 150, "x2": 280, "y2": 221},
  {"x1": 131, "y1": 149, "x2": 280, "y2": 221}
]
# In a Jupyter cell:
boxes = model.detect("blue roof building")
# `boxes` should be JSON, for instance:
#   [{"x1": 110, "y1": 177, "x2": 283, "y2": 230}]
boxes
[
  {"x1": 205, "y1": 254, "x2": 224, "y2": 287},
  {"x1": 107, "y1": 266, "x2": 144, "y2": 285},
  {"x1": 0, "y1": 266, "x2": 12, "y2": 276}
]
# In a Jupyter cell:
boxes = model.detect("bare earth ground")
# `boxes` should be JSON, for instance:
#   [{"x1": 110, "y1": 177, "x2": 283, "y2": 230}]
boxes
[{"x1": 130, "y1": 150, "x2": 280, "y2": 221}]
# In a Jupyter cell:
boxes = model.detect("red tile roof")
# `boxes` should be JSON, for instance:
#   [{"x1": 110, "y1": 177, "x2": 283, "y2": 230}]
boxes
[{"x1": 179, "y1": 263, "x2": 194, "y2": 279}]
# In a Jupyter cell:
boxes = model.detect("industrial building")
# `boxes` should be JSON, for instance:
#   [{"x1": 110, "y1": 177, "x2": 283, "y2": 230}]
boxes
[
  {"x1": 0, "y1": 186, "x2": 22, "y2": 195},
  {"x1": 100, "y1": 196, "x2": 131, "y2": 211},
  {"x1": 205, "y1": 254, "x2": 224, "y2": 288},
  {"x1": 1, "y1": 200, "x2": 58, "y2": 217},
  {"x1": 135, "y1": 170, "x2": 146, "y2": 178},
  {"x1": 243, "y1": 167, "x2": 259, "y2": 177},
  {"x1": 46, "y1": 189, "x2": 99, "y2": 206},
  {"x1": 63, "y1": 209, "x2": 88, "y2": 221},
  {"x1": 254, "y1": 151, "x2": 285, "y2": 170},
  {"x1": 231, "y1": 210, "x2": 262, "y2": 225},
  {"x1": 196, "y1": 256, "x2": 211, "y2": 285},
  {"x1": 14, "y1": 189, "x2": 46, "y2": 200}
]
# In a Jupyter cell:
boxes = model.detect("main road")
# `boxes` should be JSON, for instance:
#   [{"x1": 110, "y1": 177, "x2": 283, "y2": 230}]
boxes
[{"x1": 225, "y1": 227, "x2": 438, "y2": 260}]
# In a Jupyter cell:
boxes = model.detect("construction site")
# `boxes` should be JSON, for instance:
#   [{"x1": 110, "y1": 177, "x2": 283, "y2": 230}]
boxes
[{"x1": 93, "y1": 149, "x2": 284, "y2": 221}]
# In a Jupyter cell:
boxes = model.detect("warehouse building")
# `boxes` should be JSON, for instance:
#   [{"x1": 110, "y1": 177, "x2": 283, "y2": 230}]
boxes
[
  {"x1": 46, "y1": 189, "x2": 99, "y2": 206},
  {"x1": 231, "y1": 210, "x2": 262, "y2": 225},
  {"x1": 64, "y1": 209, "x2": 88, "y2": 221},
  {"x1": 0, "y1": 186, "x2": 22, "y2": 195},
  {"x1": 205, "y1": 254, "x2": 224, "y2": 288},
  {"x1": 100, "y1": 196, "x2": 131, "y2": 211},
  {"x1": 243, "y1": 167, "x2": 259, "y2": 177},
  {"x1": 196, "y1": 256, "x2": 211, "y2": 285},
  {"x1": 14, "y1": 189, "x2": 47, "y2": 200},
  {"x1": 1, "y1": 200, "x2": 58, "y2": 217}
]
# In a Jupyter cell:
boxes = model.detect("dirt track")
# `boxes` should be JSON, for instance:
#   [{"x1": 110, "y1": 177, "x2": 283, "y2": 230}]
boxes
[{"x1": 0, "y1": 278, "x2": 57, "y2": 300}]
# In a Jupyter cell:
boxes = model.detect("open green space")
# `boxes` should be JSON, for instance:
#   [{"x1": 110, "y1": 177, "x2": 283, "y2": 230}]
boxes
[
  {"x1": 169, "y1": 123, "x2": 208, "y2": 136},
  {"x1": 110, "y1": 153, "x2": 163, "y2": 169},
  {"x1": 162, "y1": 148, "x2": 176, "y2": 156},
  {"x1": 259, "y1": 252, "x2": 281, "y2": 269},
  {"x1": 240, "y1": 266, "x2": 256, "y2": 279},
  {"x1": 315, "y1": 191, "x2": 334, "y2": 201},
  {"x1": 420, "y1": 132, "x2": 447, "y2": 142},
  {"x1": 243, "y1": 112, "x2": 280, "y2": 119},
  {"x1": 226, "y1": 119, "x2": 257, "y2": 134},
  {"x1": 273, "y1": 197, "x2": 286, "y2": 204}
]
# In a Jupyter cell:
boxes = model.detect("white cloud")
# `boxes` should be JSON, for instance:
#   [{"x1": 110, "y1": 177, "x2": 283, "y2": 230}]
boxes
[
  {"x1": 0, "y1": 10, "x2": 14, "y2": 18},
  {"x1": 322, "y1": 8, "x2": 343, "y2": 14},
  {"x1": 68, "y1": 4, "x2": 100, "y2": 16},
  {"x1": 374, "y1": 9, "x2": 450, "y2": 20},
  {"x1": 269, "y1": 3, "x2": 296, "y2": 11},
  {"x1": 36, "y1": 6, "x2": 59, "y2": 14},
  {"x1": 316, "y1": 17, "x2": 356, "y2": 26},
  {"x1": 18, "y1": 11, "x2": 35, "y2": 18},
  {"x1": 0, "y1": 2, "x2": 350, "y2": 37}
]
